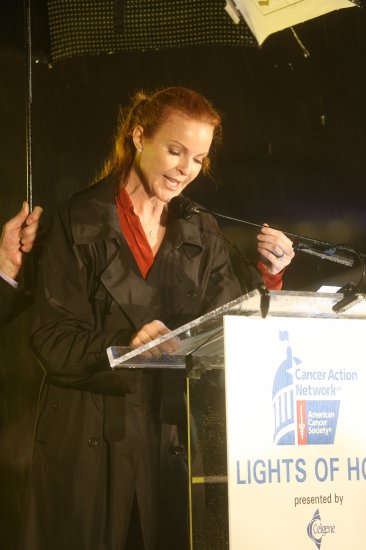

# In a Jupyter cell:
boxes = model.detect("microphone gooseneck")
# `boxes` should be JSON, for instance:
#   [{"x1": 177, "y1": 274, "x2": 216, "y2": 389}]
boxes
[
  {"x1": 169, "y1": 195, "x2": 356, "y2": 267},
  {"x1": 169, "y1": 194, "x2": 366, "y2": 314}
]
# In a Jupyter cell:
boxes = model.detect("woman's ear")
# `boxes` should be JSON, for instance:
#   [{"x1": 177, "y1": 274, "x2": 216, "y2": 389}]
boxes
[{"x1": 132, "y1": 125, "x2": 144, "y2": 152}]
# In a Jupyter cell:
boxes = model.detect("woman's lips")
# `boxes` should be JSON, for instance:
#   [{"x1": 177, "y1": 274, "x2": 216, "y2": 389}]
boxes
[{"x1": 163, "y1": 175, "x2": 182, "y2": 190}]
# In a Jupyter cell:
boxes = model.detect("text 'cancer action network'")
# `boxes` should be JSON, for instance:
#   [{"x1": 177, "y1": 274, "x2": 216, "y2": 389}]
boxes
[{"x1": 295, "y1": 368, "x2": 357, "y2": 397}]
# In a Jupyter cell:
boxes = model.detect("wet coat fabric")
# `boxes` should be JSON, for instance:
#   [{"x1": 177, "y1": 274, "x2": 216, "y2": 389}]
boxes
[
  {"x1": 0, "y1": 277, "x2": 33, "y2": 329},
  {"x1": 18, "y1": 177, "x2": 243, "y2": 550}
]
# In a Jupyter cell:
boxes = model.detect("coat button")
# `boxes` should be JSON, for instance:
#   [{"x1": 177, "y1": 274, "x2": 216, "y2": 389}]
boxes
[
  {"x1": 52, "y1": 401, "x2": 61, "y2": 410},
  {"x1": 187, "y1": 291, "x2": 197, "y2": 300},
  {"x1": 170, "y1": 445, "x2": 185, "y2": 455},
  {"x1": 88, "y1": 437, "x2": 99, "y2": 448}
]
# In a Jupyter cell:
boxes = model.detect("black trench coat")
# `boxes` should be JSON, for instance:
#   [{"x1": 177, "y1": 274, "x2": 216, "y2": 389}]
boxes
[{"x1": 18, "y1": 177, "x2": 243, "y2": 550}]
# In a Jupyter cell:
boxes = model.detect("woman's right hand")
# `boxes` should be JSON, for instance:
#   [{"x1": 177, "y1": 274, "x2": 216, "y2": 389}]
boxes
[{"x1": 129, "y1": 320, "x2": 180, "y2": 357}]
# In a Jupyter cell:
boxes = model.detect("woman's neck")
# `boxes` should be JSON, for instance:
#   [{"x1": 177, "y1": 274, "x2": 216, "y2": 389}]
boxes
[
  {"x1": 124, "y1": 172, "x2": 164, "y2": 216},
  {"x1": 124, "y1": 175, "x2": 168, "y2": 253}
]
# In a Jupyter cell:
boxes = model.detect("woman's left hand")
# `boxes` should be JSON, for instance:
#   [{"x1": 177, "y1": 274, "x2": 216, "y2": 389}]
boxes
[{"x1": 257, "y1": 224, "x2": 295, "y2": 275}]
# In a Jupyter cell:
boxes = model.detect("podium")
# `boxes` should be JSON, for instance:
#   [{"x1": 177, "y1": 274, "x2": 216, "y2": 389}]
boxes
[{"x1": 108, "y1": 290, "x2": 366, "y2": 549}]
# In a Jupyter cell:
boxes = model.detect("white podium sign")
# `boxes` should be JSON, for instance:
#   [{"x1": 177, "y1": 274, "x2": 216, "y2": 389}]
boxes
[{"x1": 224, "y1": 315, "x2": 366, "y2": 550}]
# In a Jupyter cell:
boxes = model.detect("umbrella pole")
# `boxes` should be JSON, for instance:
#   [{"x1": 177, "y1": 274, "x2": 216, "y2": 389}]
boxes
[{"x1": 24, "y1": 0, "x2": 33, "y2": 212}]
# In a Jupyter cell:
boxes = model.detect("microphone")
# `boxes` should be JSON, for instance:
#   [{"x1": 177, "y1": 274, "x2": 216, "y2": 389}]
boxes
[
  {"x1": 169, "y1": 195, "x2": 366, "y2": 314},
  {"x1": 168, "y1": 195, "x2": 206, "y2": 219},
  {"x1": 169, "y1": 195, "x2": 270, "y2": 318},
  {"x1": 169, "y1": 195, "x2": 356, "y2": 267}
]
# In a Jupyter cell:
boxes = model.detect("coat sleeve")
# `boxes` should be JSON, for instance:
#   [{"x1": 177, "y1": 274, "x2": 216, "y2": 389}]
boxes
[
  {"x1": 0, "y1": 277, "x2": 33, "y2": 329},
  {"x1": 30, "y1": 204, "x2": 138, "y2": 395}
]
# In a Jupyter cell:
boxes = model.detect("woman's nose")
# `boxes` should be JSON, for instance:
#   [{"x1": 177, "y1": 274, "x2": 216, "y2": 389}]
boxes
[{"x1": 176, "y1": 157, "x2": 190, "y2": 175}]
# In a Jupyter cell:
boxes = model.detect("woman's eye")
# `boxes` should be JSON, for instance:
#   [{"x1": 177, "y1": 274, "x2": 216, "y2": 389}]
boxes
[
  {"x1": 194, "y1": 158, "x2": 203, "y2": 165},
  {"x1": 169, "y1": 149, "x2": 180, "y2": 156}
]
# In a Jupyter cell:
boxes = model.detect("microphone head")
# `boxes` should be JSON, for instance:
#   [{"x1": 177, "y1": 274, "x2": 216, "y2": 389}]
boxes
[{"x1": 169, "y1": 195, "x2": 200, "y2": 219}]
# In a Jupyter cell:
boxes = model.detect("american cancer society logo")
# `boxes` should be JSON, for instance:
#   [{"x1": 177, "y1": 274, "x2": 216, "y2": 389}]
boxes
[{"x1": 273, "y1": 330, "x2": 342, "y2": 446}]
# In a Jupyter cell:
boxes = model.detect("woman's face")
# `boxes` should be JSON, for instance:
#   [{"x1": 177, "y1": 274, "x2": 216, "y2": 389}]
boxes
[{"x1": 133, "y1": 111, "x2": 214, "y2": 203}]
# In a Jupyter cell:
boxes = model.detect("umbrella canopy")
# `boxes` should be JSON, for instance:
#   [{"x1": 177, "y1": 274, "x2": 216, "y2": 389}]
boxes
[{"x1": 0, "y1": 0, "x2": 362, "y2": 64}]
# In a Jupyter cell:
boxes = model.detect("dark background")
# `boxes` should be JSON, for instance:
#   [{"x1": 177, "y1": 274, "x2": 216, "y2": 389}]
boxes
[{"x1": 1, "y1": 2, "x2": 366, "y2": 547}]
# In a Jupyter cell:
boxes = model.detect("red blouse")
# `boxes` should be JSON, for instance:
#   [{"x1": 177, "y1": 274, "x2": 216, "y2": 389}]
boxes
[
  {"x1": 257, "y1": 260, "x2": 283, "y2": 291},
  {"x1": 116, "y1": 187, "x2": 154, "y2": 278}
]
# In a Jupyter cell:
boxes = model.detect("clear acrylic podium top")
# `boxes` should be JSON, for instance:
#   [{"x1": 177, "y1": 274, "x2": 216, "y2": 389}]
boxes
[{"x1": 107, "y1": 289, "x2": 366, "y2": 371}]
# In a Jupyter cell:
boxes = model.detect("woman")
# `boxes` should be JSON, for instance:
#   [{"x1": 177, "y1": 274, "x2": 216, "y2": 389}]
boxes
[{"x1": 19, "y1": 87, "x2": 294, "y2": 550}]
